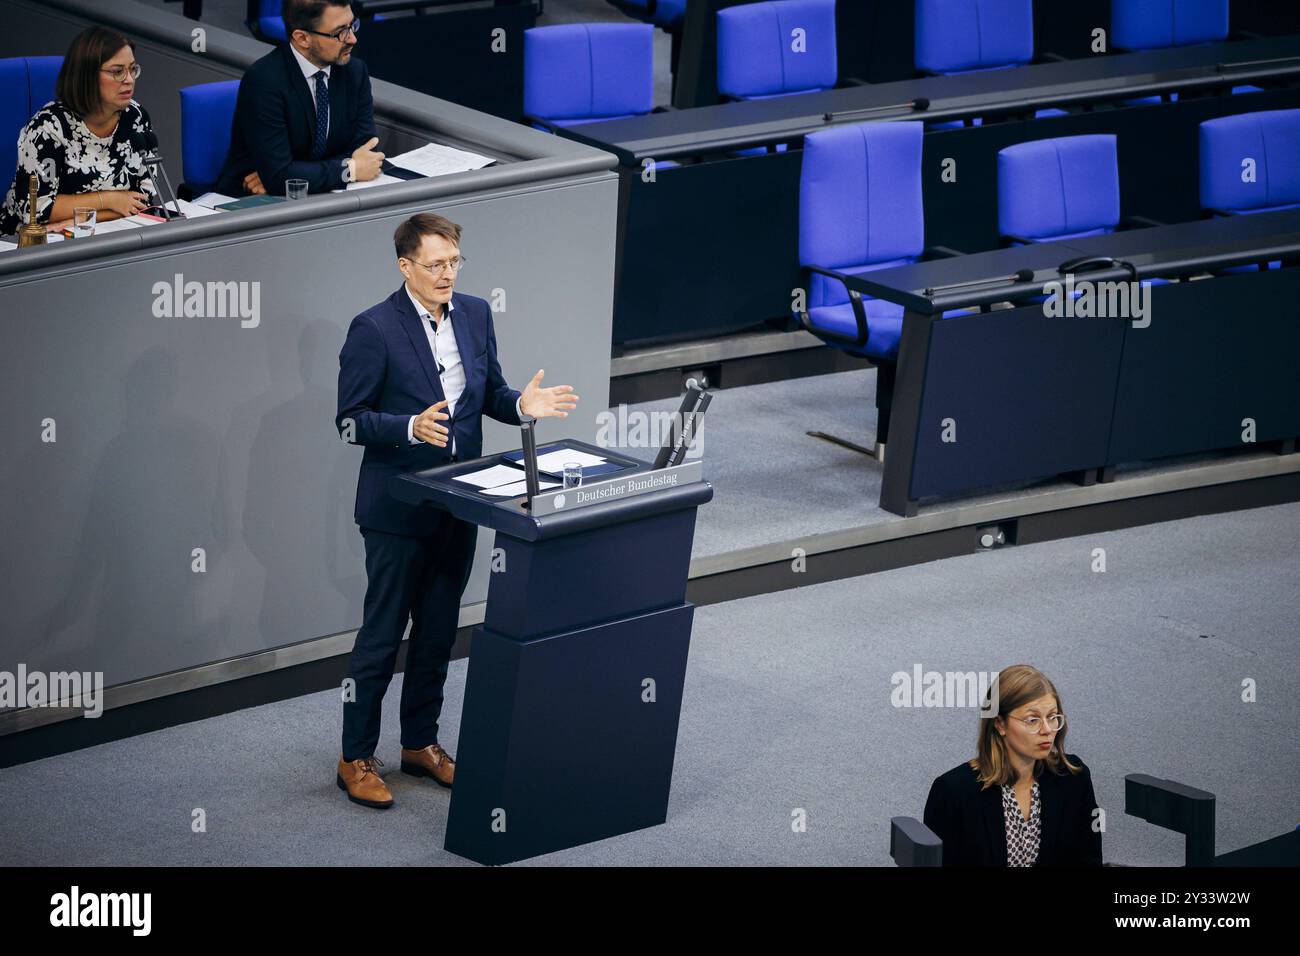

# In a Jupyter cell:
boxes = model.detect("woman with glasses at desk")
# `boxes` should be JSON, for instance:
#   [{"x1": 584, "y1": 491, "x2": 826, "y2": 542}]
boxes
[
  {"x1": 923, "y1": 664, "x2": 1103, "y2": 866},
  {"x1": 0, "y1": 26, "x2": 156, "y2": 236}
]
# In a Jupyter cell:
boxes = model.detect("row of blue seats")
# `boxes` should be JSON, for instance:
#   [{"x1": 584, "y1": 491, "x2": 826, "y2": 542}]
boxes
[
  {"x1": 2, "y1": 56, "x2": 1292, "y2": 229},
  {"x1": 796, "y1": 109, "x2": 1299, "y2": 450},
  {"x1": 526, "y1": 0, "x2": 1257, "y2": 130},
  {"x1": 614, "y1": 0, "x2": 1239, "y2": 51}
]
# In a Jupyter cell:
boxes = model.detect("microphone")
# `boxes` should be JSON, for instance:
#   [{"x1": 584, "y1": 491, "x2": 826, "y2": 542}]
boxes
[
  {"x1": 653, "y1": 378, "x2": 711, "y2": 470},
  {"x1": 127, "y1": 130, "x2": 184, "y2": 219},
  {"x1": 923, "y1": 268, "x2": 1036, "y2": 297}
]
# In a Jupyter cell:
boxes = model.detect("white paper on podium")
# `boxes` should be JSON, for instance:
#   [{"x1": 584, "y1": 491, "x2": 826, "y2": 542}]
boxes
[
  {"x1": 342, "y1": 173, "x2": 404, "y2": 191},
  {"x1": 533, "y1": 449, "x2": 607, "y2": 472},
  {"x1": 481, "y1": 479, "x2": 561, "y2": 497},
  {"x1": 386, "y1": 143, "x2": 496, "y2": 178},
  {"x1": 452, "y1": 462, "x2": 526, "y2": 489},
  {"x1": 192, "y1": 191, "x2": 236, "y2": 209}
]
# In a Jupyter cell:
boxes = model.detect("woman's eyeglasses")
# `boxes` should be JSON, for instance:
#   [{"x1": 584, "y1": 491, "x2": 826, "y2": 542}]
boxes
[
  {"x1": 101, "y1": 63, "x2": 142, "y2": 83},
  {"x1": 1008, "y1": 713, "x2": 1066, "y2": 733}
]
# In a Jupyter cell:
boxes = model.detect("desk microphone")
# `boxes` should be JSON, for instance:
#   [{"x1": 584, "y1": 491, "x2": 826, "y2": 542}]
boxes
[
  {"x1": 127, "y1": 130, "x2": 184, "y2": 219},
  {"x1": 653, "y1": 378, "x2": 711, "y2": 470},
  {"x1": 824, "y1": 97, "x2": 930, "y2": 123},
  {"x1": 923, "y1": 268, "x2": 1035, "y2": 297}
]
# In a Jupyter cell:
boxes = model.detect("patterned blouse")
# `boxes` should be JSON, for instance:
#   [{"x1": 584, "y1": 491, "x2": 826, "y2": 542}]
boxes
[
  {"x1": 1, "y1": 100, "x2": 156, "y2": 236},
  {"x1": 1001, "y1": 782, "x2": 1042, "y2": 867}
]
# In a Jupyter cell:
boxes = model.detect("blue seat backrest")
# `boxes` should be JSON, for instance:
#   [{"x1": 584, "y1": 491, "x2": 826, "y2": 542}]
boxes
[
  {"x1": 1, "y1": 56, "x2": 63, "y2": 196},
  {"x1": 257, "y1": 0, "x2": 287, "y2": 41},
  {"x1": 717, "y1": 0, "x2": 838, "y2": 99},
  {"x1": 524, "y1": 23, "x2": 654, "y2": 123},
  {"x1": 915, "y1": 0, "x2": 1034, "y2": 74},
  {"x1": 1200, "y1": 109, "x2": 1300, "y2": 212},
  {"x1": 998, "y1": 134, "x2": 1120, "y2": 241},
  {"x1": 179, "y1": 79, "x2": 240, "y2": 191},
  {"x1": 799, "y1": 121, "x2": 925, "y2": 307},
  {"x1": 1111, "y1": 0, "x2": 1228, "y2": 50}
]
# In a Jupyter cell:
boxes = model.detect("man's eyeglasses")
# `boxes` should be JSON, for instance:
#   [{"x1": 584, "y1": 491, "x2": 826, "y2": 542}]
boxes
[
  {"x1": 101, "y1": 63, "x2": 142, "y2": 83},
  {"x1": 1008, "y1": 713, "x2": 1066, "y2": 733},
  {"x1": 304, "y1": 18, "x2": 361, "y2": 42},
  {"x1": 407, "y1": 255, "x2": 467, "y2": 279}
]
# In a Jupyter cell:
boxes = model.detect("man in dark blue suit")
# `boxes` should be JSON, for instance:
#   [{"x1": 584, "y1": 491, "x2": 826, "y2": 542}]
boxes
[
  {"x1": 216, "y1": 0, "x2": 385, "y2": 197},
  {"x1": 334, "y1": 212, "x2": 578, "y2": 808}
]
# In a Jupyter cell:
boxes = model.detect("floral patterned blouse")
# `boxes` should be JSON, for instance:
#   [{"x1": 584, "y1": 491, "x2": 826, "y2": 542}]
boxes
[{"x1": 1, "y1": 99, "x2": 156, "y2": 235}]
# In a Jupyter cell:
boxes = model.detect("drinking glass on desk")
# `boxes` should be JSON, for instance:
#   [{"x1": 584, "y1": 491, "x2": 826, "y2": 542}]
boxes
[
  {"x1": 563, "y1": 462, "x2": 583, "y2": 489},
  {"x1": 72, "y1": 207, "x2": 96, "y2": 238},
  {"x1": 285, "y1": 178, "x2": 308, "y2": 200}
]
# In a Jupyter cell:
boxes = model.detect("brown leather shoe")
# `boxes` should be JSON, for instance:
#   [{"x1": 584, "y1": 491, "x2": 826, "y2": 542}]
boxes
[
  {"x1": 400, "y1": 743, "x2": 455, "y2": 788},
  {"x1": 336, "y1": 755, "x2": 394, "y2": 809}
]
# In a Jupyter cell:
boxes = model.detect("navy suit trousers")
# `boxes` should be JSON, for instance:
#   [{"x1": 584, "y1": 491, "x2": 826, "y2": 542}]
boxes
[{"x1": 341, "y1": 512, "x2": 477, "y2": 761}]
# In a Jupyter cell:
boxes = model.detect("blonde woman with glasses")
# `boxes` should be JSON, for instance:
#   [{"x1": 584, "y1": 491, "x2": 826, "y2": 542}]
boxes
[{"x1": 923, "y1": 664, "x2": 1103, "y2": 866}]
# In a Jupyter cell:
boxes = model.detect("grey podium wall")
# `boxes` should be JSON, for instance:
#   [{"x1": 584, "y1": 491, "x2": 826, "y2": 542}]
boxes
[{"x1": 0, "y1": 1, "x2": 622, "y2": 708}]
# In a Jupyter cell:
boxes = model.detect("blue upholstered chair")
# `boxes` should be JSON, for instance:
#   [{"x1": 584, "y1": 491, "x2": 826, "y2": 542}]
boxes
[
  {"x1": 997, "y1": 135, "x2": 1123, "y2": 244},
  {"x1": 253, "y1": 0, "x2": 288, "y2": 41},
  {"x1": 915, "y1": 0, "x2": 1066, "y2": 125},
  {"x1": 915, "y1": 0, "x2": 1035, "y2": 75},
  {"x1": 524, "y1": 24, "x2": 677, "y2": 170},
  {"x1": 1111, "y1": 0, "x2": 1229, "y2": 50},
  {"x1": 252, "y1": 0, "x2": 385, "y2": 43},
  {"x1": 524, "y1": 23, "x2": 656, "y2": 128},
  {"x1": 717, "y1": 0, "x2": 838, "y2": 101},
  {"x1": 1199, "y1": 109, "x2": 1300, "y2": 215},
  {"x1": 797, "y1": 121, "x2": 962, "y2": 456},
  {"x1": 1199, "y1": 109, "x2": 1299, "y2": 269},
  {"x1": 716, "y1": 0, "x2": 840, "y2": 155},
  {"x1": 0, "y1": 56, "x2": 61, "y2": 192},
  {"x1": 998, "y1": 134, "x2": 1170, "y2": 290},
  {"x1": 1110, "y1": 1, "x2": 1259, "y2": 100},
  {"x1": 611, "y1": 0, "x2": 686, "y2": 29},
  {"x1": 179, "y1": 80, "x2": 240, "y2": 198}
]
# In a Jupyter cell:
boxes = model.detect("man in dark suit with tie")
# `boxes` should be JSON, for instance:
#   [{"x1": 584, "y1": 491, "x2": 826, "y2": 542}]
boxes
[
  {"x1": 216, "y1": 0, "x2": 385, "y2": 197},
  {"x1": 334, "y1": 212, "x2": 579, "y2": 808}
]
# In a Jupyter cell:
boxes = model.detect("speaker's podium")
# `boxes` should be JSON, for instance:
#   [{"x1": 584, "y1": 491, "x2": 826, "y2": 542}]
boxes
[{"x1": 391, "y1": 431, "x2": 712, "y2": 865}]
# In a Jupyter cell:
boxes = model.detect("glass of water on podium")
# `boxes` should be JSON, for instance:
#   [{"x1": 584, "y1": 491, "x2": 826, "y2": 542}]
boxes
[{"x1": 563, "y1": 462, "x2": 582, "y2": 489}]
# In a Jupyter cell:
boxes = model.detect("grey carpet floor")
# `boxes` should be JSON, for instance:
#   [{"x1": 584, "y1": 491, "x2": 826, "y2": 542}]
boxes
[{"x1": 2, "y1": 500, "x2": 1295, "y2": 866}]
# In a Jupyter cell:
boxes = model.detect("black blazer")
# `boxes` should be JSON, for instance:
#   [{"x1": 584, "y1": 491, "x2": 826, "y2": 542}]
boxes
[
  {"x1": 216, "y1": 43, "x2": 376, "y2": 197},
  {"x1": 923, "y1": 757, "x2": 1103, "y2": 866},
  {"x1": 336, "y1": 285, "x2": 522, "y2": 538}
]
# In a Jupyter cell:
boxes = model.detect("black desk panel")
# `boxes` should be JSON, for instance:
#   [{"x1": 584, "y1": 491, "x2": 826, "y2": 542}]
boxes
[
  {"x1": 908, "y1": 302, "x2": 1125, "y2": 500},
  {"x1": 853, "y1": 212, "x2": 1300, "y2": 514}
]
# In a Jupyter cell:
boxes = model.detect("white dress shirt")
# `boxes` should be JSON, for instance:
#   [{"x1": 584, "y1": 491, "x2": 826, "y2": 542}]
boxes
[
  {"x1": 290, "y1": 45, "x2": 330, "y2": 141},
  {"x1": 405, "y1": 285, "x2": 523, "y2": 456}
]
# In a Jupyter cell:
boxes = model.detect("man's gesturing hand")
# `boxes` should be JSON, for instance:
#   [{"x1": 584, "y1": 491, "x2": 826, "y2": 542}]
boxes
[
  {"x1": 519, "y1": 369, "x2": 579, "y2": 420},
  {"x1": 413, "y1": 400, "x2": 451, "y2": 447}
]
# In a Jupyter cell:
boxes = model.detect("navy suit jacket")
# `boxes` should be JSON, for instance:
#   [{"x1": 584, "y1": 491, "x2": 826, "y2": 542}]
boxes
[
  {"x1": 923, "y1": 756, "x2": 1103, "y2": 866},
  {"x1": 336, "y1": 285, "x2": 522, "y2": 537},
  {"x1": 216, "y1": 43, "x2": 376, "y2": 197}
]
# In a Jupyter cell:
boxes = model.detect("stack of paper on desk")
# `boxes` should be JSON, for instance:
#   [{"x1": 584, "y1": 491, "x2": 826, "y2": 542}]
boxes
[{"x1": 386, "y1": 143, "x2": 496, "y2": 178}]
